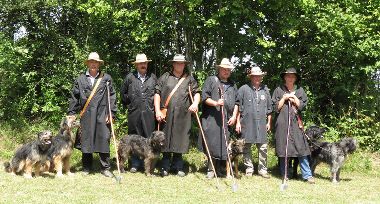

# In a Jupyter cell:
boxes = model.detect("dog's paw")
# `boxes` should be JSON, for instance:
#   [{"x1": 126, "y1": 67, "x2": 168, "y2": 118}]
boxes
[
  {"x1": 67, "y1": 172, "x2": 74, "y2": 176},
  {"x1": 23, "y1": 174, "x2": 33, "y2": 179},
  {"x1": 332, "y1": 179, "x2": 339, "y2": 183},
  {"x1": 226, "y1": 174, "x2": 233, "y2": 179}
]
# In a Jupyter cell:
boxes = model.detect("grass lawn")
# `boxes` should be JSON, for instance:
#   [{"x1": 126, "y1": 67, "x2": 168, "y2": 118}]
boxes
[{"x1": 1, "y1": 148, "x2": 380, "y2": 204}]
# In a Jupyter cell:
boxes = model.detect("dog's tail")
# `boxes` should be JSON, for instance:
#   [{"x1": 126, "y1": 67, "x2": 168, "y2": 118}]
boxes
[{"x1": 3, "y1": 161, "x2": 11, "y2": 173}]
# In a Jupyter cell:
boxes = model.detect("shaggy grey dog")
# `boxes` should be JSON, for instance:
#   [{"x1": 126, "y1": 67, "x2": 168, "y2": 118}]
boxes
[
  {"x1": 117, "y1": 131, "x2": 165, "y2": 176},
  {"x1": 309, "y1": 134, "x2": 357, "y2": 183}
]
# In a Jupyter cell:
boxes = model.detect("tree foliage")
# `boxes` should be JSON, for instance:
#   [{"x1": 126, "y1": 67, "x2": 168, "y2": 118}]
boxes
[{"x1": 0, "y1": 0, "x2": 379, "y2": 150}]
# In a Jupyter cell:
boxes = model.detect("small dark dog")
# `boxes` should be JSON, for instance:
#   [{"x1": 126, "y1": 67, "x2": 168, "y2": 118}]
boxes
[
  {"x1": 4, "y1": 130, "x2": 53, "y2": 178},
  {"x1": 45, "y1": 115, "x2": 80, "y2": 177},
  {"x1": 310, "y1": 136, "x2": 357, "y2": 183},
  {"x1": 226, "y1": 138, "x2": 245, "y2": 178},
  {"x1": 118, "y1": 131, "x2": 166, "y2": 176}
]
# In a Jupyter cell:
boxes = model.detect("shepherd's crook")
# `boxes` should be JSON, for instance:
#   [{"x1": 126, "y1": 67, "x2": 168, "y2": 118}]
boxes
[
  {"x1": 280, "y1": 100, "x2": 292, "y2": 191},
  {"x1": 188, "y1": 85, "x2": 221, "y2": 189},
  {"x1": 218, "y1": 86, "x2": 238, "y2": 192},
  {"x1": 106, "y1": 82, "x2": 122, "y2": 184}
]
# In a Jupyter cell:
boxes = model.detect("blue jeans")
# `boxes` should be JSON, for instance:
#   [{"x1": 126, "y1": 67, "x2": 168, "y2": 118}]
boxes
[{"x1": 279, "y1": 156, "x2": 312, "y2": 180}]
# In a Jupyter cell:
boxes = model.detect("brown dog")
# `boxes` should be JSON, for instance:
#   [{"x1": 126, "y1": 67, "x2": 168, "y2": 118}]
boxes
[
  {"x1": 226, "y1": 138, "x2": 245, "y2": 178},
  {"x1": 45, "y1": 115, "x2": 79, "y2": 177}
]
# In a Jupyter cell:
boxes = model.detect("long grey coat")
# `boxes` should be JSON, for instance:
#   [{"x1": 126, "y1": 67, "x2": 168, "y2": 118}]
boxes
[
  {"x1": 272, "y1": 85, "x2": 310, "y2": 157},
  {"x1": 237, "y1": 84, "x2": 272, "y2": 144},
  {"x1": 200, "y1": 76, "x2": 237, "y2": 160},
  {"x1": 155, "y1": 72, "x2": 200, "y2": 153},
  {"x1": 68, "y1": 71, "x2": 117, "y2": 154},
  {"x1": 120, "y1": 72, "x2": 157, "y2": 138}
]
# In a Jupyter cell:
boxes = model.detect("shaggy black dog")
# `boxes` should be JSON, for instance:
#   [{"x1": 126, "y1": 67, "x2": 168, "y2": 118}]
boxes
[
  {"x1": 226, "y1": 138, "x2": 245, "y2": 178},
  {"x1": 117, "y1": 131, "x2": 165, "y2": 176},
  {"x1": 310, "y1": 136, "x2": 357, "y2": 183},
  {"x1": 4, "y1": 130, "x2": 53, "y2": 178},
  {"x1": 45, "y1": 115, "x2": 80, "y2": 177}
]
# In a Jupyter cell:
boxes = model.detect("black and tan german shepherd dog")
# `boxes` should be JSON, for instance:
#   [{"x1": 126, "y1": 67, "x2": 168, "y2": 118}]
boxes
[
  {"x1": 4, "y1": 130, "x2": 53, "y2": 178},
  {"x1": 226, "y1": 138, "x2": 245, "y2": 178},
  {"x1": 45, "y1": 115, "x2": 80, "y2": 177}
]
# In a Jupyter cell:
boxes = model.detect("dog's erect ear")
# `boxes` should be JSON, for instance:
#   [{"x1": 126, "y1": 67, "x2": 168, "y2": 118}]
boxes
[{"x1": 37, "y1": 131, "x2": 44, "y2": 139}]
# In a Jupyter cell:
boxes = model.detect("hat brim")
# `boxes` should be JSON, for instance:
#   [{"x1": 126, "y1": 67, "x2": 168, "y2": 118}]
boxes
[
  {"x1": 216, "y1": 65, "x2": 234, "y2": 69},
  {"x1": 280, "y1": 72, "x2": 300, "y2": 80},
  {"x1": 84, "y1": 59, "x2": 104, "y2": 65},
  {"x1": 249, "y1": 72, "x2": 267, "y2": 76},
  {"x1": 169, "y1": 60, "x2": 190, "y2": 64},
  {"x1": 132, "y1": 60, "x2": 152, "y2": 64}
]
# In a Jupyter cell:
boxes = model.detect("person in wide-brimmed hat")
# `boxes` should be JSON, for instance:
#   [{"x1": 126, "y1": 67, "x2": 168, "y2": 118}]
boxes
[
  {"x1": 236, "y1": 65, "x2": 272, "y2": 178},
  {"x1": 121, "y1": 53, "x2": 157, "y2": 173},
  {"x1": 154, "y1": 54, "x2": 200, "y2": 177},
  {"x1": 68, "y1": 52, "x2": 116, "y2": 178},
  {"x1": 272, "y1": 67, "x2": 315, "y2": 184},
  {"x1": 199, "y1": 57, "x2": 238, "y2": 179}
]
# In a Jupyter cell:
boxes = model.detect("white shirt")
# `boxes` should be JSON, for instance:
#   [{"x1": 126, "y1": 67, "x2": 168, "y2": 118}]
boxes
[
  {"x1": 137, "y1": 72, "x2": 146, "y2": 83},
  {"x1": 86, "y1": 70, "x2": 99, "y2": 86}
]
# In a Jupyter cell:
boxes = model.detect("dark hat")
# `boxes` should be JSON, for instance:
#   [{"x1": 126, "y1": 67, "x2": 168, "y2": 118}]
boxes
[{"x1": 280, "y1": 68, "x2": 300, "y2": 81}]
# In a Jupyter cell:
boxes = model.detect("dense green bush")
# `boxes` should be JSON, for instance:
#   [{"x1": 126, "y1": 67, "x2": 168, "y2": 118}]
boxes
[{"x1": 0, "y1": 0, "x2": 378, "y2": 151}]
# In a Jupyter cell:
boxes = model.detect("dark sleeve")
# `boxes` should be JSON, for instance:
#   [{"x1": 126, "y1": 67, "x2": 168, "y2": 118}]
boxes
[
  {"x1": 265, "y1": 87, "x2": 273, "y2": 115},
  {"x1": 155, "y1": 73, "x2": 166, "y2": 95},
  {"x1": 297, "y1": 87, "x2": 308, "y2": 111},
  {"x1": 190, "y1": 75, "x2": 200, "y2": 95},
  {"x1": 234, "y1": 84, "x2": 239, "y2": 107},
  {"x1": 271, "y1": 87, "x2": 282, "y2": 113},
  {"x1": 120, "y1": 74, "x2": 130, "y2": 107},
  {"x1": 67, "y1": 77, "x2": 81, "y2": 115},
  {"x1": 236, "y1": 86, "x2": 244, "y2": 112},
  {"x1": 107, "y1": 76, "x2": 118, "y2": 118},
  {"x1": 201, "y1": 77, "x2": 213, "y2": 103}
]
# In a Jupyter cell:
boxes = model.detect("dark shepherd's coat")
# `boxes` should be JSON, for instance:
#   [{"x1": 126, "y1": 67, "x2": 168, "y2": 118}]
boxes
[
  {"x1": 199, "y1": 76, "x2": 237, "y2": 160},
  {"x1": 68, "y1": 71, "x2": 117, "y2": 153},
  {"x1": 155, "y1": 72, "x2": 200, "y2": 153},
  {"x1": 237, "y1": 84, "x2": 272, "y2": 144},
  {"x1": 272, "y1": 85, "x2": 310, "y2": 157},
  {"x1": 120, "y1": 71, "x2": 157, "y2": 138}
]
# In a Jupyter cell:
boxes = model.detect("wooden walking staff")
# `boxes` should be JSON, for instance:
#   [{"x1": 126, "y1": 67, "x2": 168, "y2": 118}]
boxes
[
  {"x1": 188, "y1": 85, "x2": 221, "y2": 189},
  {"x1": 218, "y1": 86, "x2": 238, "y2": 192},
  {"x1": 280, "y1": 100, "x2": 292, "y2": 191},
  {"x1": 106, "y1": 82, "x2": 122, "y2": 184}
]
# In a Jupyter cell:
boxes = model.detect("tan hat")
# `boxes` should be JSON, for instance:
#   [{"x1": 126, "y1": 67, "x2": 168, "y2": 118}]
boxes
[
  {"x1": 132, "y1": 53, "x2": 152, "y2": 64},
  {"x1": 84, "y1": 52, "x2": 104, "y2": 65},
  {"x1": 248, "y1": 66, "x2": 266, "y2": 76},
  {"x1": 169, "y1": 54, "x2": 190, "y2": 64},
  {"x1": 216, "y1": 58, "x2": 234, "y2": 69}
]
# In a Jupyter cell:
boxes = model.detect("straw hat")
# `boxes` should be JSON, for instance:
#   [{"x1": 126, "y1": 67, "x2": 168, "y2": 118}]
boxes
[
  {"x1": 216, "y1": 58, "x2": 234, "y2": 69},
  {"x1": 169, "y1": 54, "x2": 190, "y2": 64},
  {"x1": 132, "y1": 53, "x2": 152, "y2": 64},
  {"x1": 84, "y1": 52, "x2": 104, "y2": 65},
  {"x1": 248, "y1": 66, "x2": 266, "y2": 76},
  {"x1": 280, "y1": 68, "x2": 300, "y2": 81}
]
